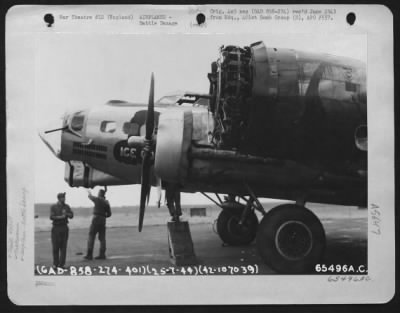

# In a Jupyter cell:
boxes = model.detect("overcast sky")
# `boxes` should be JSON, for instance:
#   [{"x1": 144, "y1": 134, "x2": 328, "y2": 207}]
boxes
[{"x1": 34, "y1": 33, "x2": 366, "y2": 206}]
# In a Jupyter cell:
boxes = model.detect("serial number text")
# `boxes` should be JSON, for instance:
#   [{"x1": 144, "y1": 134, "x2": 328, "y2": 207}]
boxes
[
  {"x1": 35, "y1": 264, "x2": 259, "y2": 276},
  {"x1": 315, "y1": 264, "x2": 367, "y2": 274}
]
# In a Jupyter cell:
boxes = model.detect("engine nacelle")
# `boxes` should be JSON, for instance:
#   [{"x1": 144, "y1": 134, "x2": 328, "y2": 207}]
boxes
[
  {"x1": 154, "y1": 109, "x2": 193, "y2": 184},
  {"x1": 64, "y1": 161, "x2": 127, "y2": 188}
]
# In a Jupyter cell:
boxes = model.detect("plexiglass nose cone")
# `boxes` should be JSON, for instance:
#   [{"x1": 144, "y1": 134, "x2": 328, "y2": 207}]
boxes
[{"x1": 38, "y1": 116, "x2": 64, "y2": 159}]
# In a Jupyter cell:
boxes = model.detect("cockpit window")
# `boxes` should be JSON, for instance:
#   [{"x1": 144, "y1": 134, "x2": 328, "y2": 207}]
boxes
[
  {"x1": 155, "y1": 95, "x2": 181, "y2": 106},
  {"x1": 156, "y1": 94, "x2": 209, "y2": 107},
  {"x1": 71, "y1": 113, "x2": 85, "y2": 131},
  {"x1": 100, "y1": 121, "x2": 117, "y2": 133}
]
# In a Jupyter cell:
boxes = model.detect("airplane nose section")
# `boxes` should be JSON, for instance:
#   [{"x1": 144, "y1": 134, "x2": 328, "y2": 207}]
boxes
[{"x1": 38, "y1": 117, "x2": 64, "y2": 160}]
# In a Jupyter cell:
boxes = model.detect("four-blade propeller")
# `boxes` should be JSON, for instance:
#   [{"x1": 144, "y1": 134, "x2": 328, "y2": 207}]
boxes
[{"x1": 138, "y1": 73, "x2": 155, "y2": 232}]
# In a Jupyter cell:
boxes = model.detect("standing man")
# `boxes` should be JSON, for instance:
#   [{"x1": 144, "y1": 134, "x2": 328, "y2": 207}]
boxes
[
  {"x1": 84, "y1": 189, "x2": 112, "y2": 260},
  {"x1": 164, "y1": 182, "x2": 182, "y2": 222},
  {"x1": 50, "y1": 192, "x2": 74, "y2": 269}
]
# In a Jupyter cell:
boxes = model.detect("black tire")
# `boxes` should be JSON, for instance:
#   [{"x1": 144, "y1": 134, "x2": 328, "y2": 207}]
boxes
[
  {"x1": 256, "y1": 204, "x2": 326, "y2": 274},
  {"x1": 217, "y1": 208, "x2": 258, "y2": 246}
]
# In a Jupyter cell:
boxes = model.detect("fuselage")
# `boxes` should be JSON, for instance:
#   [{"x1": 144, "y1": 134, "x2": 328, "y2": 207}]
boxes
[
  {"x1": 39, "y1": 43, "x2": 367, "y2": 207},
  {"x1": 244, "y1": 44, "x2": 367, "y2": 168}
]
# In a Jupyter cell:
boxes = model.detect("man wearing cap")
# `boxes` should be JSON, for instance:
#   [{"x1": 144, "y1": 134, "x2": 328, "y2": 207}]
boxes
[
  {"x1": 50, "y1": 192, "x2": 74, "y2": 268},
  {"x1": 84, "y1": 189, "x2": 112, "y2": 260}
]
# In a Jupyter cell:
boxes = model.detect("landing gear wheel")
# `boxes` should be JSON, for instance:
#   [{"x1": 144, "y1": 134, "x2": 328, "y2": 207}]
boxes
[
  {"x1": 217, "y1": 208, "x2": 258, "y2": 246},
  {"x1": 256, "y1": 204, "x2": 326, "y2": 274}
]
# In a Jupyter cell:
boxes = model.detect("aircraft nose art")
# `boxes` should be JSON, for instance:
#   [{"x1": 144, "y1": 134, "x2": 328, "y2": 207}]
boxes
[{"x1": 38, "y1": 116, "x2": 64, "y2": 160}]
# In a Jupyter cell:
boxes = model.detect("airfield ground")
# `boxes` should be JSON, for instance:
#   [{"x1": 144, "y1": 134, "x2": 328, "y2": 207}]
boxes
[{"x1": 34, "y1": 203, "x2": 367, "y2": 275}]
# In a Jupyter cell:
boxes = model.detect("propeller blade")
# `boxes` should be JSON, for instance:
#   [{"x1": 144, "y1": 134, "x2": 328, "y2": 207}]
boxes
[
  {"x1": 145, "y1": 73, "x2": 155, "y2": 140},
  {"x1": 146, "y1": 183, "x2": 151, "y2": 206},
  {"x1": 138, "y1": 73, "x2": 156, "y2": 232},
  {"x1": 156, "y1": 177, "x2": 162, "y2": 208},
  {"x1": 138, "y1": 154, "x2": 151, "y2": 232}
]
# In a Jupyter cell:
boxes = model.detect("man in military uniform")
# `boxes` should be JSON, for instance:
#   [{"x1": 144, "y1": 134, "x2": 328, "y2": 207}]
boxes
[
  {"x1": 84, "y1": 189, "x2": 112, "y2": 260},
  {"x1": 164, "y1": 182, "x2": 182, "y2": 222},
  {"x1": 50, "y1": 192, "x2": 74, "y2": 268}
]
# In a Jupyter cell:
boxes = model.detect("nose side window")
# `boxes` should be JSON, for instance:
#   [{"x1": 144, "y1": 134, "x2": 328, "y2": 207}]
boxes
[
  {"x1": 71, "y1": 114, "x2": 85, "y2": 131},
  {"x1": 100, "y1": 121, "x2": 117, "y2": 133}
]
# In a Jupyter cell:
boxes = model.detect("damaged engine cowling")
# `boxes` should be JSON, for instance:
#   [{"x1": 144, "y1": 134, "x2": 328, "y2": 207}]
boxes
[
  {"x1": 208, "y1": 45, "x2": 252, "y2": 148},
  {"x1": 208, "y1": 41, "x2": 367, "y2": 165}
]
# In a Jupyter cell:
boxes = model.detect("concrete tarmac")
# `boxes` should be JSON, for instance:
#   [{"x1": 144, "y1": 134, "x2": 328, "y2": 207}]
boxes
[{"x1": 35, "y1": 204, "x2": 367, "y2": 275}]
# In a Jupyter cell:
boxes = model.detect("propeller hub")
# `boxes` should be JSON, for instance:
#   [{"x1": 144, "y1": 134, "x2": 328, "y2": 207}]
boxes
[{"x1": 127, "y1": 136, "x2": 145, "y2": 149}]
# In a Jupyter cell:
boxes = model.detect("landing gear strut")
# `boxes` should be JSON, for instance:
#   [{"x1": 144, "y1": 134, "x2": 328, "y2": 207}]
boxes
[{"x1": 256, "y1": 204, "x2": 326, "y2": 274}]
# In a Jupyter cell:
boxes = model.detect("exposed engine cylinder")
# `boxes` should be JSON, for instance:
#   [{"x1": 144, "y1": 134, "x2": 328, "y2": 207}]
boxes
[{"x1": 208, "y1": 45, "x2": 252, "y2": 148}]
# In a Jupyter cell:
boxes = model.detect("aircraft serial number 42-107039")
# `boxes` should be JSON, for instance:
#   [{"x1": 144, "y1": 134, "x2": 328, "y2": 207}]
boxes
[{"x1": 40, "y1": 41, "x2": 367, "y2": 274}]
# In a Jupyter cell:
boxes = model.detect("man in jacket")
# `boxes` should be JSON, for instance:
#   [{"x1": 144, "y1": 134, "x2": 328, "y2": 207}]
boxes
[
  {"x1": 84, "y1": 189, "x2": 112, "y2": 260},
  {"x1": 50, "y1": 192, "x2": 74, "y2": 268}
]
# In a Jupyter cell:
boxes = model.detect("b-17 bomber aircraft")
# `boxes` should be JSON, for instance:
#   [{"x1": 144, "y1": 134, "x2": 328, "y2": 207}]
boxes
[{"x1": 40, "y1": 41, "x2": 367, "y2": 274}]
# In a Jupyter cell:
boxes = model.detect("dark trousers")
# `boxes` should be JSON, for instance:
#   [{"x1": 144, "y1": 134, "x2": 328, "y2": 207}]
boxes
[
  {"x1": 166, "y1": 187, "x2": 182, "y2": 217},
  {"x1": 51, "y1": 225, "x2": 69, "y2": 267},
  {"x1": 86, "y1": 216, "x2": 106, "y2": 257}
]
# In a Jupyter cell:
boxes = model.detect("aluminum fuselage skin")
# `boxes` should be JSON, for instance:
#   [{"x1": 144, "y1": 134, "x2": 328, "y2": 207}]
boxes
[{"x1": 49, "y1": 45, "x2": 366, "y2": 207}]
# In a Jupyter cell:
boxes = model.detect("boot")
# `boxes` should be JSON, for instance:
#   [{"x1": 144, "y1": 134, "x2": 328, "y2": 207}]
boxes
[{"x1": 84, "y1": 249, "x2": 93, "y2": 260}]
